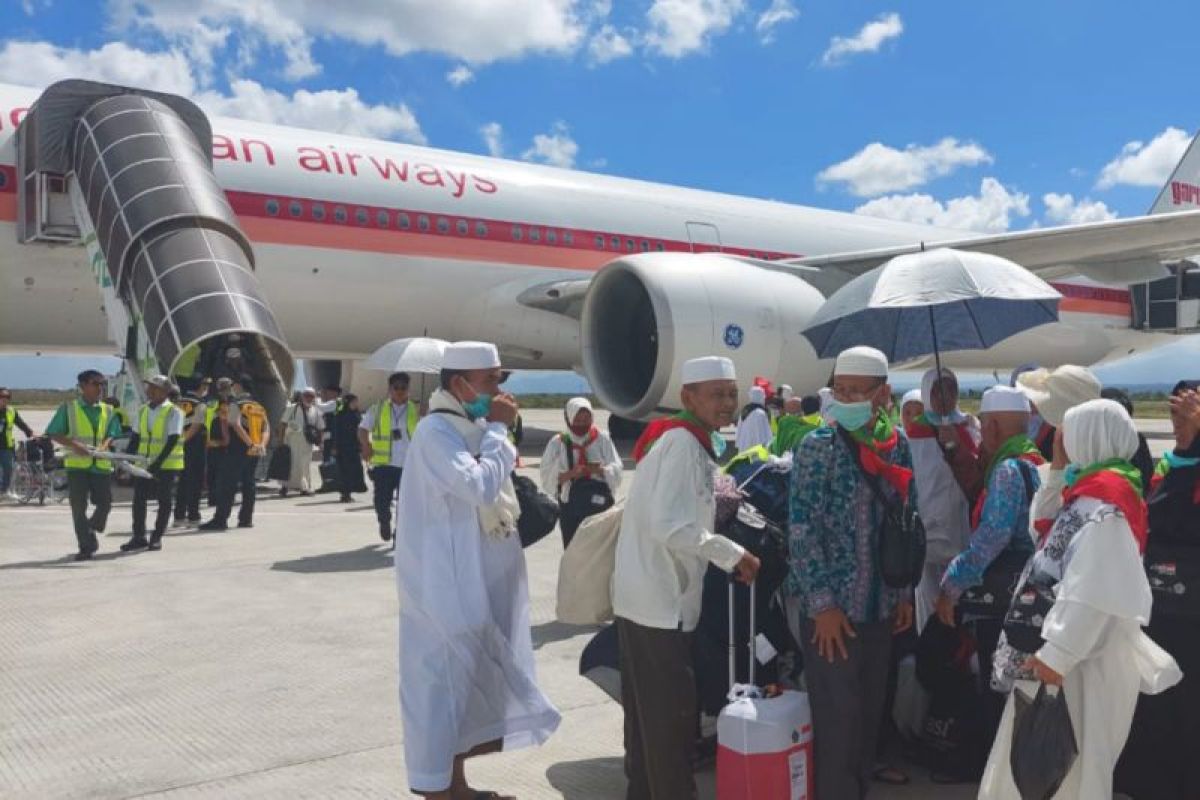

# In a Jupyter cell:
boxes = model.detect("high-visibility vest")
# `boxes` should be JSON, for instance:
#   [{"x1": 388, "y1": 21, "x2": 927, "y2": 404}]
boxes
[
  {"x1": 137, "y1": 402, "x2": 184, "y2": 471},
  {"x1": 63, "y1": 400, "x2": 114, "y2": 472},
  {"x1": 370, "y1": 400, "x2": 418, "y2": 465},
  {"x1": 3, "y1": 407, "x2": 15, "y2": 449},
  {"x1": 114, "y1": 406, "x2": 131, "y2": 430}
]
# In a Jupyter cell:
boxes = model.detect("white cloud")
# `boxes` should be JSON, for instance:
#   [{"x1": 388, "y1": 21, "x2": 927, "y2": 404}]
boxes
[
  {"x1": 821, "y1": 11, "x2": 903, "y2": 66},
  {"x1": 817, "y1": 137, "x2": 992, "y2": 197},
  {"x1": 0, "y1": 40, "x2": 197, "y2": 95},
  {"x1": 756, "y1": 0, "x2": 798, "y2": 44},
  {"x1": 106, "y1": 0, "x2": 587, "y2": 80},
  {"x1": 199, "y1": 79, "x2": 425, "y2": 142},
  {"x1": 588, "y1": 24, "x2": 634, "y2": 64},
  {"x1": 1096, "y1": 126, "x2": 1191, "y2": 189},
  {"x1": 480, "y1": 122, "x2": 504, "y2": 157},
  {"x1": 446, "y1": 64, "x2": 474, "y2": 87},
  {"x1": 1042, "y1": 193, "x2": 1117, "y2": 225},
  {"x1": 644, "y1": 0, "x2": 746, "y2": 57},
  {"x1": 854, "y1": 178, "x2": 1031, "y2": 234},
  {"x1": 522, "y1": 121, "x2": 579, "y2": 168}
]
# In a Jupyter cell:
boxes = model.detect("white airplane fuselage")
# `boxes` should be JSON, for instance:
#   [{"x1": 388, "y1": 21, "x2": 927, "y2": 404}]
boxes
[{"x1": 0, "y1": 82, "x2": 1150, "y2": 382}]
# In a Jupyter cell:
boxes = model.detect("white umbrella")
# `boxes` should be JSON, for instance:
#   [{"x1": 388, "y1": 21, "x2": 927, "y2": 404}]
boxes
[{"x1": 364, "y1": 336, "x2": 449, "y2": 373}]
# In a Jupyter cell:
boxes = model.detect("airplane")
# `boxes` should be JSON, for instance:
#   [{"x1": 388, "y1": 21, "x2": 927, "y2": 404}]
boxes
[{"x1": 2, "y1": 78, "x2": 1199, "y2": 432}]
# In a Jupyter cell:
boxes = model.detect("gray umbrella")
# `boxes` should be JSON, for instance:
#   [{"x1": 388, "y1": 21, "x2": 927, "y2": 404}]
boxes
[{"x1": 802, "y1": 248, "x2": 1062, "y2": 370}]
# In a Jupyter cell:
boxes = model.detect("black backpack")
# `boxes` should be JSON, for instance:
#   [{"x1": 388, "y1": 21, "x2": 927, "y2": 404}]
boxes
[{"x1": 512, "y1": 473, "x2": 559, "y2": 549}]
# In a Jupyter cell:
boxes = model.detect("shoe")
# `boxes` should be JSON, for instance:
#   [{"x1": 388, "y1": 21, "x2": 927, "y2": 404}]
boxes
[
  {"x1": 120, "y1": 538, "x2": 149, "y2": 552},
  {"x1": 198, "y1": 520, "x2": 227, "y2": 531},
  {"x1": 73, "y1": 551, "x2": 95, "y2": 561},
  {"x1": 379, "y1": 522, "x2": 393, "y2": 542},
  {"x1": 280, "y1": 488, "x2": 289, "y2": 497},
  {"x1": 187, "y1": 516, "x2": 202, "y2": 524},
  {"x1": 339, "y1": 495, "x2": 351, "y2": 503},
  {"x1": 237, "y1": 521, "x2": 254, "y2": 529},
  {"x1": 147, "y1": 540, "x2": 162, "y2": 551},
  {"x1": 301, "y1": 490, "x2": 313, "y2": 496}
]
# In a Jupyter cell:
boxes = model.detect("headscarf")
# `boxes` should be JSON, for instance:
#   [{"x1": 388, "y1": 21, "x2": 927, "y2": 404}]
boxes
[
  {"x1": 1061, "y1": 398, "x2": 1148, "y2": 551},
  {"x1": 564, "y1": 396, "x2": 595, "y2": 445},
  {"x1": 901, "y1": 389, "x2": 923, "y2": 411},
  {"x1": 920, "y1": 367, "x2": 967, "y2": 425},
  {"x1": 779, "y1": 384, "x2": 794, "y2": 401},
  {"x1": 748, "y1": 386, "x2": 766, "y2": 406}
]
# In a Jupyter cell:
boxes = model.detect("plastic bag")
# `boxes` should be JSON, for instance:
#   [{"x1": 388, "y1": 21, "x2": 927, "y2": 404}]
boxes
[{"x1": 1009, "y1": 684, "x2": 1078, "y2": 800}]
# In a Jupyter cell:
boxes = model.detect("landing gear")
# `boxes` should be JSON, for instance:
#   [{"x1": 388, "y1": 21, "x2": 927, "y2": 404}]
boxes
[{"x1": 607, "y1": 414, "x2": 647, "y2": 441}]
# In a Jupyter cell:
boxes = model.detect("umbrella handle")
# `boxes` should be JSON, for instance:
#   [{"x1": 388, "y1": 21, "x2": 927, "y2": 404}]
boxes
[{"x1": 929, "y1": 305, "x2": 944, "y2": 387}]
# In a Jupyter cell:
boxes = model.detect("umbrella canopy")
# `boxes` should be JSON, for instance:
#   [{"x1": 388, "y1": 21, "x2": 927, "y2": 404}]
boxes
[
  {"x1": 363, "y1": 336, "x2": 448, "y2": 373},
  {"x1": 802, "y1": 248, "x2": 1062, "y2": 363}
]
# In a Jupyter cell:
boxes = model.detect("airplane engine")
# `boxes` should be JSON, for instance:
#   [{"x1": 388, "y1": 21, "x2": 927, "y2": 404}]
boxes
[{"x1": 580, "y1": 253, "x2": 829, "y2": 419}]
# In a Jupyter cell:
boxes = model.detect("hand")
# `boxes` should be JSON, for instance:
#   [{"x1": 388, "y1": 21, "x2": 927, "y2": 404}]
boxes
[
  {"x1": 69, "y1": 440, "x2": 91, "y2": 457},
  {"x1": 1170, "y1": 390, "x2": 1200, "y2": 448},
  {"x1": 487, "y1": 393, "x2": 519, "y2": 427},
  {"x1": 811, "y1": 608, "x2": 856, "y2": 662},
  {"x1": 1051, "y1": 427, "x2": 1069, "y2": 470},
  {"x1": 1025, "y1": 655, "x2": 1064, "y2": 686},
  {"x1": 733, "y1": 551, "x2": 760, "y2": 584},
  {"x1": 893, "y1": 601, "x2": 914, "y2": 634},
  {"x1": 935, "y1": 592, "x2": 957, "y2": 628},
  {"x1": 360, "y1": 447, "x2": 373, "y2": 463}
]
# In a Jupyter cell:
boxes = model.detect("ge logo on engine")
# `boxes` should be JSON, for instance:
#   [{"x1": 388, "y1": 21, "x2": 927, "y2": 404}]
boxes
[{"x1": 723, "y1": 323, "x2": 744, "y2": 350}]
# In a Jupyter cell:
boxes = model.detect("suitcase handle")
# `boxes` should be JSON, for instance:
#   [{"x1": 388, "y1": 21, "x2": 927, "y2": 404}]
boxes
[{"x1": 727, "y1": 576, "x2": 756, "y2": 692}]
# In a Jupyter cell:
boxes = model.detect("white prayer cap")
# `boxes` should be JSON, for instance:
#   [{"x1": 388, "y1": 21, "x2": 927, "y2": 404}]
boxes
[
  {"x1": 143, "y1": 374, "x2": 171, "y2": 390},
  {"x1": 901, "y1": 389, "x2": 924, "y2": 409},
  {"x1": 565, "y1": 396, "x2": 593, "y2": 422},
  {"x1": 748, "y1": 386, "x2": 766, "y2": 405},
  {"x1": 225, "y1": 347, "x2": 242, "y2": 359},
  {"x1": 302, "y1": 386, "x2": 316, "y2": 396},
  {"x1": 779, "y1": 384, "x2": 794, "y2": 401},
  {"x1": 980, "y1": 385, "x2": 1031, "y2": 415},
  {"x1": 834, "y1": 346, "x2": 889, "y2": 378},
  {"x1": 681, "y1": 356, "x2": 736, "y2": 385},
  {"x1": 1015, "y1": 365, "x2": 1101, "y2": 428},
  {"x1": 442, "y1": 341, "x2": 501, "y2": 370}
]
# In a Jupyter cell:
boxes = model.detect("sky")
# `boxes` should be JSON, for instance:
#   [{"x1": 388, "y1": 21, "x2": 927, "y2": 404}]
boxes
[{"x1": 0, "y1": 0, "x2": 1197, "y2": 389}]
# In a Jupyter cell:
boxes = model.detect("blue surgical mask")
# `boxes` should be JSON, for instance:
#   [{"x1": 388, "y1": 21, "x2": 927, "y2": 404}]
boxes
[
  {"x1": 710, "y1": 432, "x2": 727, "y2": 458},
  {"x1": 829, "y1": 400, "x2": 874, "y2": 431},
  {"x1": 462, "y1": 393, "x2": 492, "y2": 420}
]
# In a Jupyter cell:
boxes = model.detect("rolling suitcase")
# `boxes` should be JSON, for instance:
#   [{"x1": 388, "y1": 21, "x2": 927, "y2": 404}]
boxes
[{"x1": 717, "y1": 579, "x2": 814, "y2": 800}]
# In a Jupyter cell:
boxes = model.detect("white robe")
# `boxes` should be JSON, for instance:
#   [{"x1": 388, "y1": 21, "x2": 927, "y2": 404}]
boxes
[
  {"x1": 979, "y1": 498, "x2": 1182, "y2": 799},
  {"x1": 735, "y1": 406, "x2": 773, "y2": 453},
  {"x1": 282, "y1": 402, "x2": 322, "y2": 491},
  {"x1": 394, "y1": 411, "x2": 561, "y2": 791}
]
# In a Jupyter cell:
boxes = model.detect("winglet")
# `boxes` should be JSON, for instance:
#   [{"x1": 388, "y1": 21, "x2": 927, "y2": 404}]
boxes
[{"x1": 1149, "y1": 130, "x2": 1200, "y2": 215}]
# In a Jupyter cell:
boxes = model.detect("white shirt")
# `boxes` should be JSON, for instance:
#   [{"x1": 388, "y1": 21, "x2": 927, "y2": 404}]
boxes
[
  {"x1": 315, "y1": 398, "x2": 339, "y2": 415},
  {"x1": 613, "y1": 427, "x2": 745, "y2": 631},
  {"x1": 907, "y1": 417, "x2": 980, "y2": 562},
  {"x1": 394, "y1": 413, "x2": 561, "y2": 789},
  {"x1": 141, "y1": 402, "x2": 184, "y2": 437},
  {"x1": 538, "y1": 429, "x2": 623, "y2": 503},
  {"x1": 735, "y1": 406, "x2": 773, "y2": 453},
  {"x1": 359, "y1": 400, "x2": 415, "y2": 467}
]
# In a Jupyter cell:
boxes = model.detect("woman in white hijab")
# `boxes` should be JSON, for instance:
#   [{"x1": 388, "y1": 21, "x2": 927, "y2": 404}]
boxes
[
  {"x1": 980, "y1": 399, "x2": 1182, "y2": 799},
  {"x1": 539, "y1": 397, "x2": 622, "y2": 547}
]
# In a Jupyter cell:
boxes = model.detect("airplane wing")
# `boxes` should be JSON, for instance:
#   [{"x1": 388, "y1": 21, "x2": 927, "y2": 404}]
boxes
[{"x1": 784, "y1": 209, "x2": 1200, "y2": 294}]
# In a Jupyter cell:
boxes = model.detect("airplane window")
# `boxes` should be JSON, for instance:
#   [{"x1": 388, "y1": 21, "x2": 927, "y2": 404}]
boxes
[
  {"x1": 595, "y1": 235, "x2": 605, "y2": 249},
  {"x1": 625, "y1": 239, "x2": 635, "y2": 252},
  {"x1": 377, "y1": 210, "x2": 390, "y2": 227},
  {"x1": 563, "y1": 231, "x2": 574, "y2": 245},
  {"x1": 418, "y1": 215, "x2": 430, "y2": 231},
  {"x1": 311, "y1": 203, "x2": 325, "y2": 221},
  {"x1": 611, "y1": 236, "x2": 620, "y2": 249},
  {"x1": 529, "y1": 228, "x2": 540, "y2": 242},
  {"x1": 334, "y1": 206, "x2": 348, "y2": 223},
  {"x1": 397, "y1": 213, "x2": 410, "y2": 230},
  {"x1": 355, "y1": 208, "x2": 369, "y2": 225},
  {"x1": 656, "y1": 242, "x2": 665, "y2": 251},
  {"x1": 289, "y1": 200, "x2": 303, "y2": 218},
  {"x1": 641, "y1": 240, "x2": 649, "y2": 251},
  {"x1": 475, "y1": 221, "x2": 488, "y2": 236},
  {"x1": 456, "y1": 219, "x2": 468, "y2": 235},
  {"x1": 437, "y1": 217, "x2": 450, "y2": 233},
  {"x1": 512, "y1": 225, "x2": 522, "y2": 241},
  {"x1": 265, "y1": 199, "x2": 280, "y2": 216},
  {"x1": 547, "y1": 230, "x2": 557, "y2": 244}
]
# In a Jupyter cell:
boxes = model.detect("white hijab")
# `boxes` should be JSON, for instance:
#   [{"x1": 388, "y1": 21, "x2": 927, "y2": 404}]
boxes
[
  {"x1": 921, "y1": 367, "x2": 967, "y2": 424},
  {"x1": 901, "y1": 388, "x2": 923, "y2": 412},
  {"x1": 1063, "y1": 398, "x2": 1139, "y2": 467}
]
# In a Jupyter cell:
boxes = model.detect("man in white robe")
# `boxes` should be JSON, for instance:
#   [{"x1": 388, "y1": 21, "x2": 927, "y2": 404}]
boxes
[
  {"x1": 395, "y1": 341, "x2": 560, "y2": 799},
  {"x1": 279, "y1": 387, "x2": 323, "y2": 495},
  {"x1": 735, "y1": 385, "x2": 773, "y2": 453}
]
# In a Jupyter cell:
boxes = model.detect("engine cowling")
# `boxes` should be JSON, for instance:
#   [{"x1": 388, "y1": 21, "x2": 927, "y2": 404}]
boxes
[{"x1": 581, "y1": 253, "x2": 830, "y2": 419}]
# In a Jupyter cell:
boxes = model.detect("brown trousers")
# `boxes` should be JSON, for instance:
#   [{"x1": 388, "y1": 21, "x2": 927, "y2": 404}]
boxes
[{"x1": 617, "y1": 617, "x2": 697, "y2": 800}]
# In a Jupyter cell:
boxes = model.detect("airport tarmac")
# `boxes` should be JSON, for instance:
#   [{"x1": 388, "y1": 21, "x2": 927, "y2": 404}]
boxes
[{"x1": 0, "y1": 407, "x2": 1172, "y2": 799}]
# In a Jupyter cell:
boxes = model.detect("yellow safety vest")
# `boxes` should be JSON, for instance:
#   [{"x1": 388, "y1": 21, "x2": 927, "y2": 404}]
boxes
[
  {"x1": 137, "y1": 401, "x2": 184, "y2": 471},
  {"x1": 3, "y1": 407, "x2": 15, "y2": 449},
  {"x1": 370, "y1": 400, "x2": 418, "y2": 466},
  {"x1": 63, "y1": 400, "x2": 114, "y2": 472}
]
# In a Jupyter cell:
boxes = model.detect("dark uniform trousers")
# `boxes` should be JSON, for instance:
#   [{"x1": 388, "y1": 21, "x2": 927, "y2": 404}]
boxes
[
  {"x1": 175, "y1": 439, "x2": 206, "y2": 521},
  {"x1": 132, "y1": 471, "x2": 178, "y2": 542},
  {"x1": 617, "y1": 617, "x2": 698, "y2": 800},
  {"x1": 206, "y1": 446, "x2": 224, "y2": 506},
  {"x1": 66, "y1": 470, "x2": 112, "y2": 554},
  {"x1": 371, "y1": 465, "x2": 403, "y2": 529},
  {"x1": 212, "y1": 447, "x2": 259, "y2": 526}
]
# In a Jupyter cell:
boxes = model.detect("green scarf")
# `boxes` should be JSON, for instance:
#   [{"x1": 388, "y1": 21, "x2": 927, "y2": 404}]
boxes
[
  {"x1": 770, "y1": 413, "x2": 822, "y2": 457},
  {"x1": 849, "y1": 410, "x2": 895, "y2": 448},
  {"x1": 1066, "y1": 457, "x2": 1144, "y2": 495},
  {"x1": 986, "y1": 433, "x2": 1043, "y2": 481}
]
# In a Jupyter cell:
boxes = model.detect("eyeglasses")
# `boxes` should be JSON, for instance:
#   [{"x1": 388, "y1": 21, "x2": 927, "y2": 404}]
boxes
[{"x1": 831, "y1": 384, "x2": 881, "y2": 403}]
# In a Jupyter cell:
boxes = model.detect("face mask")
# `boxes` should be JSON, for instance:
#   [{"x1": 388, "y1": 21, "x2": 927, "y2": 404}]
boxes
[
  {"x1": 458, "y1": 378, "x2": 492, "y2": 419},
  {"x1": 710, "y1": 431, "x2": 727, "y2": 458},
  {"x1": 829, "y1": 400, "x2": 874, "y2": 431}
]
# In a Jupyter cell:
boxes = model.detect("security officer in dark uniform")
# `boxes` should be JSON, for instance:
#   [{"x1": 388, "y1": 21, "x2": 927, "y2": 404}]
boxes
[{"x1": 174, "y1": 377, "x2": 211, "y2": 525}]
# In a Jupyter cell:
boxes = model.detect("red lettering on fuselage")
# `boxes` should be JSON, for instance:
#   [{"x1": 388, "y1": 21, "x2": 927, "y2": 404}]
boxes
[{"x1": 1171, "y1": 180, "x2": 1200, "y2": 206}]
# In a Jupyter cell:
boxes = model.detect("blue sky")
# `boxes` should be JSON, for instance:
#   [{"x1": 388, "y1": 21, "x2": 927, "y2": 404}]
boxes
[{"x1": 1, "y1": 0, "x2": 1196, "y2": 388}]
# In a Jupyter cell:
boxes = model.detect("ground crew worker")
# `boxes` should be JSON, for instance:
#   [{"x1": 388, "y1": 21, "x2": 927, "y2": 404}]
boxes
[
  {"x1": 201, "y1": 376, "x2": 269, "y2": 531},
  {"x1": 173, "y1": 377, "x2": 211, "y2": 525},
  {"x1": 0, "y1": 387, "x2": 35, "y2": 498},
  {"x1": 121, "y1": 375, "x2": 184, "y2": 552},
  {"x1": 358, "y1": 371, "x2": 418, "y2": 541},
  {"x1": 206, "y1": 377, "x2": 232, "y2": 506},
  {"x1": 46, "y1": 370, "x2": 122, "y2": 560}
]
